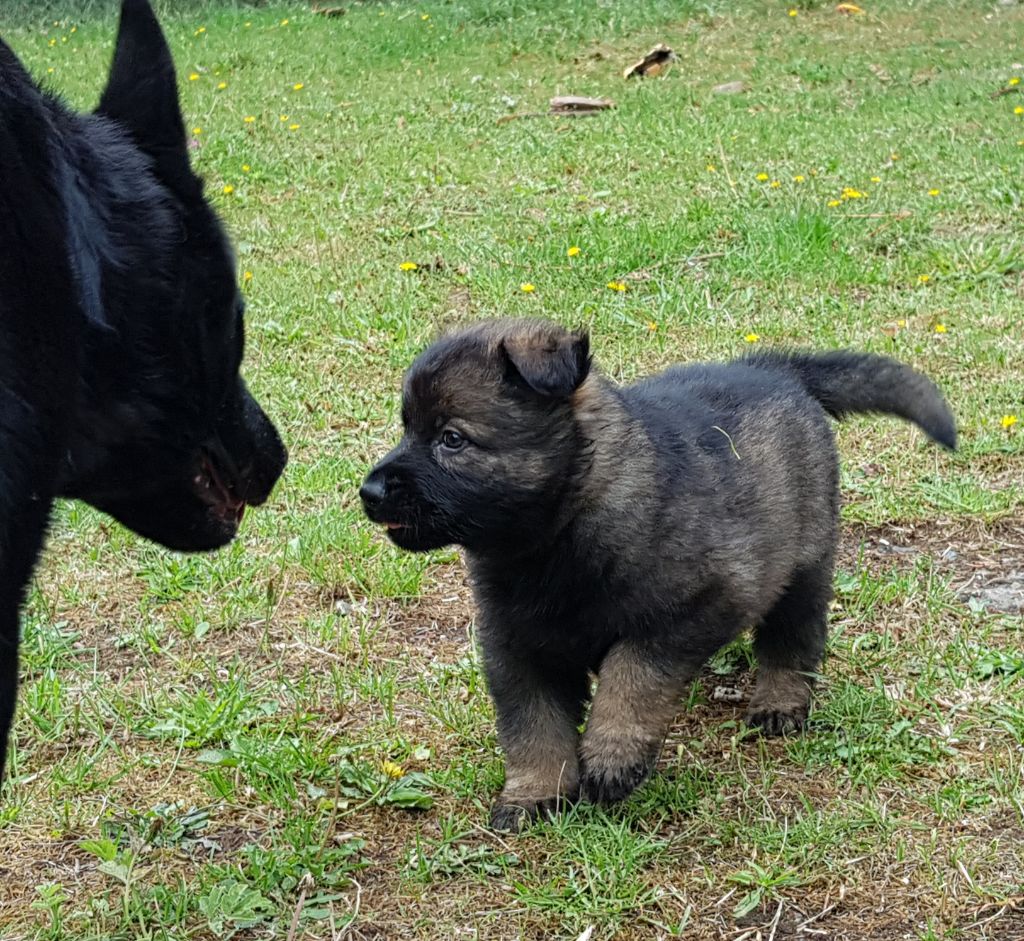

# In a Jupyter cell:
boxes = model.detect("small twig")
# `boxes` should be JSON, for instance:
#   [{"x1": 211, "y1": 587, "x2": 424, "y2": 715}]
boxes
[
  {"x1": 797, "y1": 884, "x2": 845, "y2": 932},
  {"x1": 716, "y1": 136, "x2": 737, "y2": 190},
  {"x1": 767, "y1": 900, "x2": 785, "y2": 941},
  {"x1": 844, "y1": 210, "x2": 913, "y2": 220},
  {"x1": 712, "y1": 426, "x2": 741, "y2": 461},
  {"x1": 286, "y1": 874, "x2": 313, "y2": 941}
]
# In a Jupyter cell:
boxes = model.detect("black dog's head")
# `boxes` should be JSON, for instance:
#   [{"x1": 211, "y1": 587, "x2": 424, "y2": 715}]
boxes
[
  {"x1": 361, "y1": 319, "x2": 591, "y2": 554},
  {"x1": 53, "y1": 0, "x2": 286, "y2": 551}
]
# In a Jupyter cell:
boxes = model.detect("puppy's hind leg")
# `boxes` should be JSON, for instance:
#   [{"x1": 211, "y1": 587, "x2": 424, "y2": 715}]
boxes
[{"x1": 747, "y1": 562, "x2": 832, "y2": 736}]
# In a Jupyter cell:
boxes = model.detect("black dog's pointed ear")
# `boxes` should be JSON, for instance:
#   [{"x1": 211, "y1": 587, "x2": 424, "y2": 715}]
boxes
[
  {"x1": 501, "y1": 325, "x2": 591, "y2": 398},
  {"x1": 97, "y1": 0, "x2": 192, "y2": 191}
]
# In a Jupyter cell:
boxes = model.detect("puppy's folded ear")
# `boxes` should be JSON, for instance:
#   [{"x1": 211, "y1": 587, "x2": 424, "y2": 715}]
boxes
[{"x1": 501, "y1": 325, "x2": 591, "y2": 398}]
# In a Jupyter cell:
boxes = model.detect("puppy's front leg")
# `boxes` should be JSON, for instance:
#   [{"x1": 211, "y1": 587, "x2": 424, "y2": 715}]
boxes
[
  {"x1": 481, "y1": 645, "x2": 588, "y2": 831},
  {"x1": 580, "y1": 641, "x2": 702, "y2": 805}
]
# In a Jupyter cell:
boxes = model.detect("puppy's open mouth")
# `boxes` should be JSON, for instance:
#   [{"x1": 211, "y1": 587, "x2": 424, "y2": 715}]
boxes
[
  {"x1": 194, "y1": 452, "x2": 246, "y2": 525},
  {"x1": 383, "y1": 522, "x2": 406, "y2": 530}
]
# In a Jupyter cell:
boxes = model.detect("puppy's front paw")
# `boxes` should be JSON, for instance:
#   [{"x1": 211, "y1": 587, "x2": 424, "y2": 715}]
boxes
[
  {"x1": 745, "y1": 705, "x2": 808, "y2": 736},
  {"x1": 578, "y1": 734, "x2": 663, "y2": 805},
  {"x1": 579, "y1": 756, "x2": 654, "y2": 805},
  {"x1": 489, "y1": 794, "x2": 569, "y2": 832}
]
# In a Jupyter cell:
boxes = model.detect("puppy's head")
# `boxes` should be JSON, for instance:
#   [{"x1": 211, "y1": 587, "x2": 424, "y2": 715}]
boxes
[
  {"x1": 362, "y1": 319, "x2": 591, "y2": 554},
  {"x1": 54, "y1": 0, "x2": 286, "y2": 551}
]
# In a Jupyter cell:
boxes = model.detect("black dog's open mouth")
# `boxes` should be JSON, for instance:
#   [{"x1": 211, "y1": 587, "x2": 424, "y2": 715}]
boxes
[{"x1": 194, "y1": 452, "x2": 245, "y2": 525}]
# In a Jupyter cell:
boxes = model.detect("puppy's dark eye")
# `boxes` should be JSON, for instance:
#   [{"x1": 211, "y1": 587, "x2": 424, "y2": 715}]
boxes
[{"x1": 441, "y1": 429, "x2": 467, "y2": 451}]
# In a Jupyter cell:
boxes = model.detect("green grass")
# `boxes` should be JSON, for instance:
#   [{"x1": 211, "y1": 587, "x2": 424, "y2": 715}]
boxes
[{"x1": 2, "y1": 0, "x2": 1023, "y2": 938}]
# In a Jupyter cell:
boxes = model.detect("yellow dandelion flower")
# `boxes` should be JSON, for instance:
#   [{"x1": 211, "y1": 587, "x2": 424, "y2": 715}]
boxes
[
  {"x1": 280, "y1": 18, "x2": 289, "y2": 26},
  {"x1": 242, "y1": 164, "x2": 251, "y2": 173},
  {"x1": 896, "y1": 319, "x2": 907, "y2": 327},
  {"x1": 706, "y1": 164, "x2": 717, "y2": 172},
  {"x1": 245, "y1": 21, "x2": 252, "y2": 28},
  {"x1": 827, "y1": 199, "x2": 841, "y2": 207},
  {"x1": 217, "y1": 81, "x2": 227, "y2": 90},
  {"x1": 870, "y1": 176, "x2": 881, "y2": 183},
  {"x1": 222, "y1": 184, "x2": 234, "y2": 195},
  {"x1": 70, "y1": 26, "x2": 77, "y2": 33},
  {"x1": 520, "y1": 283, "x2": 536, "y2": 293},
  {"x1": 381, "y1": 760, "x2": 405, "y2": 779},
  {"x1": 1015, "y1": 106, "x2": 1024, "y2": 115},
  {"x1": 293, "y1": 82, "x2": 305, "y2": 91},
  {"x1": 399, "y1": 262, "x2": 418, "y2": 271},
  {"x1": 193, "y1": 126, "x2": 202, "y2": 135},
  {"x1": 567, "y1": 246, "x2": 581, "y2": 257},
  {"x1": 279, "y1": 114, "x2": 288, "y2": 122},
  {"x1": 918, "y1": 274, "x2": 930, "y2": 283},
  {"x1": 841, "y1": 187, "x2": 865, "y2": 199},
  {"x1": 289, "y1": 123, "x2": 300, "y2": 131},
  {"x1": 194, "y1": 26, "x2": 206, "y2": 36},
  {"x1": 770, "y1": 180, "x2": 781, "y2": 188},
  {"x1": 242, "y1": 270, "x2": 253, "y2": 282},
  {"x1": 188, "y1": 72, "x2": 199, "y2": 81},
  {"x1": 606, "y1": 281, "x2": 627, "y2": 292},
  {"x1": 47, "y1": 67, "x2": 54, "y2": 74},
  {"x1": 928, "y1": 188, "x2": 940, "y2": 196},
  {"x1": 243, "y1": 115, "x2": 255, "y2": 124},
  {"x1": 788, "y1": 8, "x2": 798, "y2": 16},
  {"x1": 646, "y1": 321, "x2": 659, "y2": 332},
  {"x1": 793, "y1": 175, "x2": 805, "y2": 183},
  {"x1": 934, "y1": 323, "x2": 947, "y2": 333},
  {"x1": 48, "y1": 38, "x2": 56, "y2": 47},
  {"x1": 1009, "y1": 77, "x2": 1021, "y2": 86},
  {"x1": 421, "y1": 13, "x2": 430, "y2": 20},
  {"x1": 744, "y1": 332, "x2": 760, "y2": 343},
  {"x1": 890, "y1": 153, "x2": 900, "y2": 161},
  {"x1": 756, "y1": 172, "x2": 769, "y2": 181},
  {"x1": 1001, "y1": 414, "x2": 1018, "y2": 429}
]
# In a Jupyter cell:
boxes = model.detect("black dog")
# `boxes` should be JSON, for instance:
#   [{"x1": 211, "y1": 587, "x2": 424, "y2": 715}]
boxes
[
  {"x1": 0, "y1": 1, "x2": 287, "y2": 776},
  {"x1": 361, "y1": 318, "x2": 955, "y2": 829}
]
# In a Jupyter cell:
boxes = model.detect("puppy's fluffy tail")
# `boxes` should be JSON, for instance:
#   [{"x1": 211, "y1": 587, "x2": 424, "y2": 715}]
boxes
[{"x1": 745, "y1": 350, "x2": 957, "y2": 450}]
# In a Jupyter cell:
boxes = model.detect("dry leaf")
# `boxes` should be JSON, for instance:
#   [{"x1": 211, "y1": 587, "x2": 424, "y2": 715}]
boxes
[
  {"x1": 623, "y1": 44, "x2": 677, "y2": 80},
  {"x1": 835, "y1": 3, "x2": 865, "y2": 13},
  {"x1": 312, "y1": 4, "x2": 347, "y2": 16}
]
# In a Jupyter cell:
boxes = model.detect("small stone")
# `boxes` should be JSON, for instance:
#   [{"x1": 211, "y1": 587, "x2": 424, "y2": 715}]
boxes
[{"x1": 712, "y1": 81, "x2": 746, "y2": 95}]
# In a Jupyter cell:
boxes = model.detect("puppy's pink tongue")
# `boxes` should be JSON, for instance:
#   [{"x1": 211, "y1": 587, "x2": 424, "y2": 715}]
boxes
[{"x1": 385, "y1": 522, "x2": 404, "y2": 530}]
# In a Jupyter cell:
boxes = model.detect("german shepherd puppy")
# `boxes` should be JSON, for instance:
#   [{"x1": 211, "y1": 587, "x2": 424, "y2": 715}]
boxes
[
  {"x1": 361, "y1": 318, "x2": 955, "y2": 830},
  {"x1": 0, "y1": 1, "x2": 287, "y2": 776}
]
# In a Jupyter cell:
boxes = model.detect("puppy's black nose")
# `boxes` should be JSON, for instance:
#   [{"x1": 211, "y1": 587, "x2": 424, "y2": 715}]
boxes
[{"x1": 359, "y1": 474, "x2": 387, "y2": 510}]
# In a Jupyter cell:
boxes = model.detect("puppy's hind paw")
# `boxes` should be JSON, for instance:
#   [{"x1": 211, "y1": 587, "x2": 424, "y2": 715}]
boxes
[{"x1": 745, "y1": 705, "x2": 808, "y2": 737}]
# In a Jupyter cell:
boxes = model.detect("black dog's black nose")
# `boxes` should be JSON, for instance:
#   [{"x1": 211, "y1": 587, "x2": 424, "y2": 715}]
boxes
[{"x1": 360, "y1": 475, "x2": 387, "y2": 509}]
